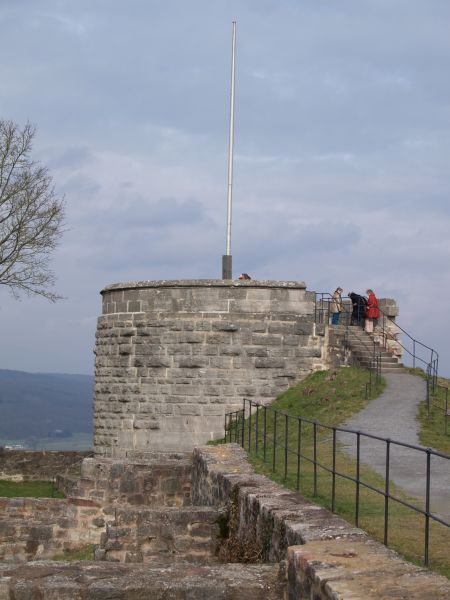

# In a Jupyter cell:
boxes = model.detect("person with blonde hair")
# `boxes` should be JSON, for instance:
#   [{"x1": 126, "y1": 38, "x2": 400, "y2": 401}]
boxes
[
  {"x1": 330, "y1": 287, "x2": 343, "y2": 325},
  {"x1": 365, "y1": 289, "x2": 380, "y2": 333}
]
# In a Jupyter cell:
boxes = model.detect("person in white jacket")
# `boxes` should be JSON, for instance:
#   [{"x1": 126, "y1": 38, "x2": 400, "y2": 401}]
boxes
[{"x1": 330, "y1": 287, "x2": 343, "y2": 325}]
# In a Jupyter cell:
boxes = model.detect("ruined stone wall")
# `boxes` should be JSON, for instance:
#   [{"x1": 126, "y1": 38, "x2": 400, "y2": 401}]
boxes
[
  {"x1": 94, "y1": 280, "x2": 323, "y2": 456},
  {"x1": 191, "y1": 444, "x2": 450, "y2": 599},
  {"x1": 73, "y1": 455, "x2": 192, "y2": 507},
  {"x1": 0, "y1": 497, "x2": 102, "y2": 562},
  {"x1": 0, "y1": 450, "x2": 91, "y2": 482},
  {"x1": 97, "y1": 506, "x2": 224, "y2": 564}
]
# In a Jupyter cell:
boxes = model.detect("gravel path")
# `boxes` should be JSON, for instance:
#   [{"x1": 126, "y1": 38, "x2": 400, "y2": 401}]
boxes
[{"x1": 338, "y1": 372, "x2": 450, "y2": 523}]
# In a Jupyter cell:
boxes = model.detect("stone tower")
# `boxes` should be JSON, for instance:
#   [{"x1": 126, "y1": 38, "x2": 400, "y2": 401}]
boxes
[{"x1": 93, "y1": 279, "x2": 324, "y2": 456}]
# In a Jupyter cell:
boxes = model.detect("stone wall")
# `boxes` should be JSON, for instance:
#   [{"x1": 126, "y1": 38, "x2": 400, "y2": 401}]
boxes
[
  {"x1": 0, "y1": 448, "x2": 449, "y2": 598},
  {"x1": 0, "y1": 497, "x2": 102, "y2": 562},
  {"x1": 71, "y1": 454, "x2": 192, "y2": 507},
  {"x1": 191, "y1": 444, "x2": 450, "y2": 599},
  {"x1": 0, "y1": 450, "x2": 91, "y2": 482},
  {"x1": 94, "y1": 280, "x2": 324, "y2": 455},
  {"x1": 97, "y1": 506, "x2": 224, "y2": 564}
]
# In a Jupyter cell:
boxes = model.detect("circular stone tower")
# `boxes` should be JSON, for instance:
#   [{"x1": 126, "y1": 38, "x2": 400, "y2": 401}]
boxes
[{"x1": 93, "y1": 280, "x2": 322, "y2": 456}]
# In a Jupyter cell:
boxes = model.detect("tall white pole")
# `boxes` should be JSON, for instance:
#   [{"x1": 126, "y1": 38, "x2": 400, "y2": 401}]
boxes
[{"x1": 222, "y1": 21, "x2": 236, "y2": 279}]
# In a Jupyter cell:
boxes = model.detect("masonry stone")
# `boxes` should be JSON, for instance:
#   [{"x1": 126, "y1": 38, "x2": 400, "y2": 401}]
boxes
[{"x1": 94, "y1": 279, "x2": 323, "y2": 456}]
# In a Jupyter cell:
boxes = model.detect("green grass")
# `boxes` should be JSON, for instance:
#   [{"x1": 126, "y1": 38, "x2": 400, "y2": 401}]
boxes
[
  {"x1": 51, "y1": 545, "x2": 95, "y2": 561},
  {"x1": 227, "y1": 367, "x2": 450, "y2": 579},
  {"x1": 0, "y1": 479, "x2": 65, "y2": 498},
  {"x1": 407, "y1": 368, "x2": 450, "y2": 455}
]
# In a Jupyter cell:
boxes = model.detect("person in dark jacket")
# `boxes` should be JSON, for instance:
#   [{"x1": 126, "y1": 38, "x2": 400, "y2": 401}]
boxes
[{"x1": 348, "y1": 292, "x2": 367, "y2": 326}]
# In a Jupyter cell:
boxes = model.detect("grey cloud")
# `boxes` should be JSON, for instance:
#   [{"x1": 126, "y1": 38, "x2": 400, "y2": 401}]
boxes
[{"x1": 1, "y1": 0, "x2": 450, "y2": 376}]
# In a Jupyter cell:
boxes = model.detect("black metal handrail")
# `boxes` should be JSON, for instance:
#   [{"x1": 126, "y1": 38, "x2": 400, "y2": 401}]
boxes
[
  {"x1": 315, "y1": 292, "x2": 382, "y2": 387},
  {"x1": 224, "y1": 399, "x2": 450, "y2": 568},
  {"x1": 315, "y1": 291, "x2": 438, "y2": 376},
  {"x1": 315, "y1": 292, "x2": 447, "y2": 433}
]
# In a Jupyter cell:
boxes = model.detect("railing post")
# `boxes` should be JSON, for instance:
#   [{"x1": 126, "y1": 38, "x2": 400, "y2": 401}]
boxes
[
  {"x1": 424, "y1": 449, "x2": 431, "y2": 567},
  {"x1": 272, "y1": 411, "x2": 277, "y2": 472},
  {"x1": 224, "y1": 412, "x2": 228, "y2": 442},
  {"x1": 384, "y1": 439, "x2": 390, "y2": 546},
  {"x1": 313, "y1": 422, "x2": 317, "y2": 497},
  {"x1": 445, "y1": 388, "x2": 448, "y2": 436},
  {"x1": 263, "y1": 405, "x2": 267, "y2": 462},
  {"x1": 332, "y1": 428, "x2": 336, "y2": 512},
  {"x1": 255, "y1": 405, "x2": 259, "y2": 455},
  {"x1": 435, "y1": 356, "x2": 439, "y2": 389},
  {"x1": 356, "y1": 432, "x2": 361, "y2": 527},
  {"x1": 296, "y1": 418, "x2": 301, "y2": 491},
  {"x1": 284, "y1": 414, "x2": 289, "y2": 481},
  {"x1": 248, "y1": 400, "x2": 252, "y2": 452},
  {"x1": 241, "y1": 400, "x2": 245, "y2": 447}
]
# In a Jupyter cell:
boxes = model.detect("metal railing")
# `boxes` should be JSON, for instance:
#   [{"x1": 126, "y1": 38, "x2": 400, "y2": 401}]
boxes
[
  {"x1": 315, "y1": 292, "x2": 448, "y2": 434},
  {"x1": 224, "y1": 399, "x2": 450, "y2": 568},
  {"x1": 315, "y1": 292, "x2": 382, "y2": 386}
]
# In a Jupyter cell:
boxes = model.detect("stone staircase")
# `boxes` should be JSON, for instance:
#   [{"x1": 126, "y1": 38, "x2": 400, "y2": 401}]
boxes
[
  {"x1": 332, "y1": 324, "x2": 404, "y2": 373},
  {"x1": 67, "y1": 454, "x2": 286, "y2": 598}
]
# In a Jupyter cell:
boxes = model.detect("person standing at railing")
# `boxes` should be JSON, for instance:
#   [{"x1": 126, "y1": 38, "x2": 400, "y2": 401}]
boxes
[
  {"x1": 330, "y1": 287, "x2": 343, "y2": 325},
  {"x1": 348, "y1": 291, "x2": 367, "y2": 326},
  {"x1": 365, "y1": 289, "x2": 380, "y2": 333}
]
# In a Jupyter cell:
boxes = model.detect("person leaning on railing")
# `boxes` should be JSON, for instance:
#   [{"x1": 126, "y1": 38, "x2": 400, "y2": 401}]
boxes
[
  {"x1": 348, "y1": 291, "x2": 367, "y2": 326},
  {"x1": 365, "y1": 289, "x2": 380, "y2": 333},
  {"x1": 330, "y1": 287, "x2": 343, "y2": 325}
]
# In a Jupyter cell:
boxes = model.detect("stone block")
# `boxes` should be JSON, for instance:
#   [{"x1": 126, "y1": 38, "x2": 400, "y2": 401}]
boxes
[
  {"x1": 255, "y1": 358, "x2": 285, "y2": 369},
  {"x1": 212, "y1": 321, "x2": 239, "y2": 332},
  {"x1": 176, "y1": 357, "x2": 207, "y2": 368},
  {"x1": 178, "y1": 405, "x2": 201, "y2": 416},
  {"x1": 251, "y1": 334, "x2": 282, "y2": 346}
]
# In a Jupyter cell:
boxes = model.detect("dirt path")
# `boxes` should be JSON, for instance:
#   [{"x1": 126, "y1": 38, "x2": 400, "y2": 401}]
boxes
[{"x1": 338, "y1": 372, "x2": 450, "y2": 523}]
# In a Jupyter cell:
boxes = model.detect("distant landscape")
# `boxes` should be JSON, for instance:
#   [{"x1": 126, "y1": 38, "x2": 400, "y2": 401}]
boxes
[{"x1": 0, "y1": 369, "x2": 93, "y2": 450}]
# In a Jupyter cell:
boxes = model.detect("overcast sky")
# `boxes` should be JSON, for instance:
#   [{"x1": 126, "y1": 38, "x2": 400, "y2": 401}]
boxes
[{"x1": 0, "y1": 1, "x2": 449, "y2": 376}]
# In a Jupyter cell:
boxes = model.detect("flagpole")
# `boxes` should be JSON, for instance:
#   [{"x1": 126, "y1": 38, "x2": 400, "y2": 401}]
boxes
[{"x1": 222, "y1": 21, "x2": 236, "y2": 280}]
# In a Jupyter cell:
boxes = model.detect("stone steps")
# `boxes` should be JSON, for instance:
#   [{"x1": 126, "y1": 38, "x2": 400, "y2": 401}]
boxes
[
  {"x1": 96, "y1": 506, "x2": 224, "y2": 564},
  {"x1": 0, "y1": 561, "x2": 286, "y2": 599},
  {"x1": 329, "y1": 324, "x2": 403, "y2": 372}
]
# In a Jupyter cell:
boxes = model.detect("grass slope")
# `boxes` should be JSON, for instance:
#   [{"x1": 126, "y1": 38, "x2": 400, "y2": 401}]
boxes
[
  {"x1": 0, "y1": 480, "x2": 64, "y2": 498},
  {"x1": 407, "y1": 368, "x2": 450, "y2": 455},
  {"x1": 235, "y1": 367, "x2": 449, "y2": 579}
]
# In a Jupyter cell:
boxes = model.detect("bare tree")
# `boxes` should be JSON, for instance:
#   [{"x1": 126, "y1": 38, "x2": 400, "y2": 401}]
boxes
[{"x1": 0, "y1": 120, "x2": 65, "y2": 301}]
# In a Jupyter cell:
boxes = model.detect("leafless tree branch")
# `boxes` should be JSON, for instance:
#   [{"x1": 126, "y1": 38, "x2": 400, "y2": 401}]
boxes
[{"x1": 0, "y1": 120, "x2": 65, "y2": 301}]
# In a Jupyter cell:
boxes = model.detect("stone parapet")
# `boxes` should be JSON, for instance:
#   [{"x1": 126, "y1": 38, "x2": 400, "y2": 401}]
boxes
[
  {"x1": 0, "y1": 562, "x2": 286, "y2": 599},
  {"x1": 192, "y1": 444, "x2": 450, "y2": 599}
]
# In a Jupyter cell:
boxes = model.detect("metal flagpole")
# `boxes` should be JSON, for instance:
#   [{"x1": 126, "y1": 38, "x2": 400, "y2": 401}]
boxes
[{"x1": 222, "y1": 21, "x2": 236, "y2": 280}]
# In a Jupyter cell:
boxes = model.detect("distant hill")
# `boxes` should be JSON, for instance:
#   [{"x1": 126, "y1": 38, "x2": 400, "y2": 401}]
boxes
[{"x1": 0, "y1": 369, "x2": 93, "y2": 442}]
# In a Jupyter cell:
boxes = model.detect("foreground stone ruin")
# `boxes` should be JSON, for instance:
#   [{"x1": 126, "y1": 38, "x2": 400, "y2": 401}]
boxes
[{"x1": 0, "y1": 447, "x2": 449, "y2": 598}]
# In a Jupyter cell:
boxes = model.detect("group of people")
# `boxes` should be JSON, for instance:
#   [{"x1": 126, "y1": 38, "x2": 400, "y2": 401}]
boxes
[{"x1": 330, "y1": 287, "x2": 380, "y2": 333}]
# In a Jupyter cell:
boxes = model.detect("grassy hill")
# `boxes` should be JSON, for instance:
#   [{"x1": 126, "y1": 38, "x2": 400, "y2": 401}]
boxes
[{"x1": 0, "y1": 369, "x2": 93, "y2": 447}]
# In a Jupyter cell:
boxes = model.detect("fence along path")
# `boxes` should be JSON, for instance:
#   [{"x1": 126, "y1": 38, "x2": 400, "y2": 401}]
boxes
[{"x1": 338, "y1": 372, "x2": 450, "y2": 522}]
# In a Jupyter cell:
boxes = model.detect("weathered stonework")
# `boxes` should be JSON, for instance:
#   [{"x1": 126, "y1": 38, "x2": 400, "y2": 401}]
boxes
[
  {"x1": 94, "y1": 280, "x2": 324, "y2": 455},
  {"x1": 0, "y1": 450, "x2": 90, "y2": 482},
  {"x1": 1, "y1": 447, "x2": 448, "y2": 598}
]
